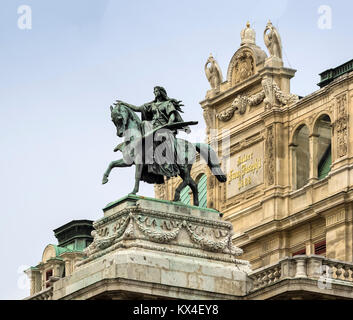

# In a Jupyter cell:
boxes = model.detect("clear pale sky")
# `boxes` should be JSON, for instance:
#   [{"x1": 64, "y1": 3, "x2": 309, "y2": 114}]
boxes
[{"x1": 0, "y1": 0, "x2": 352, "y2": 299}]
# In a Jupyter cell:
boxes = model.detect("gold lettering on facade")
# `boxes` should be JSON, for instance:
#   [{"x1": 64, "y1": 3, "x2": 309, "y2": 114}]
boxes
[
  {"x1": 227, "y1": 142, "x2": 264, "y2": 198},
  {"x1": 228, "y1": 153, "x2": 262, "y2": 190}
]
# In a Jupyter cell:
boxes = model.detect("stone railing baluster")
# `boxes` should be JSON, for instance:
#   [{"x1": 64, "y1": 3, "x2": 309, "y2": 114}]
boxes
[{"x1": 249, "y1": 256, "x2": 353, "y2": 293}]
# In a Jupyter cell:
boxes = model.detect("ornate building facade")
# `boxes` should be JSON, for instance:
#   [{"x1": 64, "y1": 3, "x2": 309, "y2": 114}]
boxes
[
  {"x1": 26, "y1": 22, "x2": 353, "y2": 300},
  {"x1": 155, "y1": 21, "x2": 353, "y2": 298}
]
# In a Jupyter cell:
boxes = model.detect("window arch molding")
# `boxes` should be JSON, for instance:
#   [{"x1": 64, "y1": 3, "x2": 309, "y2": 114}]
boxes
[
  {"x1": 290, "y1": 120, "x2": 311, "y2": 146},
  {"x1": 291, "y1": 123, "x2": 310, "y2": 190},
  {"x1": 313, "y1": 114, "x2": 332, "y2": 180},
  {"x1": 312, "y1": 113, "x2": 332, "y2": 135}
]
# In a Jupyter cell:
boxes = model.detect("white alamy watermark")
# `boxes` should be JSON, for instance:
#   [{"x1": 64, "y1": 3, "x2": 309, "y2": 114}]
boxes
[
  {"x1": 17, "y1": 5, "x2": 32, "y2": 30},
  {"x1": 318, "y1": 5, "x2": 332, "y2": 30},
  {"x1": 317, "y1": 265, "x2": 333, "y2": 290},
  {"x1": 17, "y1": 265, "x2": 30, "y2": 290}
]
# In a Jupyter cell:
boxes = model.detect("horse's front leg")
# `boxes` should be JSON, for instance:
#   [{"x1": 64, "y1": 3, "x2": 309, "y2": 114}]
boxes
[
  {"x1": 102, "y1": 159, "x2": 130, "y2": 184},
  {"x1": 131, "y1": 164, "x2": 143, "y2": 194}
]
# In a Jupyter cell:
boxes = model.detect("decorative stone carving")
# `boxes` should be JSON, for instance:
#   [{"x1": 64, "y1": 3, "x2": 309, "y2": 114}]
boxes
[
  {"x1": 273, "y1": 83, "x2": 298, "y2": 105},
  {"x1": 262, "y1": 77, "x2": 298, "y2": 109},
  {"x1": 264, "y1": 20, "x2": 282, "y2": 60},
  {"x1": 83, "y1": 198, "x2": 244, "y2": 263},
  {"x1": 240, "y1": 21, "x2": 256, "y2": 46},
  {"x1": 154, "y1": 183, "x2": 166, "y2": 200},
  {"x1": 134, "y1": 215, "x2": 182, "y2": 243},
  {"x1": 203, "y1": 106, "x2": 215, "y2": 135},
  {"x1": 205, "y1": 54, "x2": 223, "y2": 91},
  {"x1": 185, "y1": 223, "x2": 243, "y2": 256},
  {"x1": 207, "y1": 175, "x2": 216, "y2": 208},
  {"x1": 335, "y1": 94, "x2": 348, "y2": 158},
  {"x1": 216, "y1": 91, "x2": 265, "y2": 121},
  {"x1": 217, "y1": 106, "x2": 237, "y2": 122},
  {"x1": 266, "y1": 126, "x2": 275, "y2": 186},
  {"x1": 232, "y1": 50, "x2": 255, "y2": 85}
]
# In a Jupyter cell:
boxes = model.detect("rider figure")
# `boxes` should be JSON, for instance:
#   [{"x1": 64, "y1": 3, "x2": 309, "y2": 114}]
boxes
[{"x1": 117, "y1": 86, "x2": 190, "y2": 179}]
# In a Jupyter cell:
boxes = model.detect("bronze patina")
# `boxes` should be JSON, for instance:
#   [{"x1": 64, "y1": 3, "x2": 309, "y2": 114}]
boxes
[{"x1": 102, "y1": 86, "x2": 226, "y2": 206}]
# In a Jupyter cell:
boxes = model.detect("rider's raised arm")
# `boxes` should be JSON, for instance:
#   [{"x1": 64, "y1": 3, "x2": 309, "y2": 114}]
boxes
[{"x1": 117, "y1": 100, "x2": 144, "y2": 112}]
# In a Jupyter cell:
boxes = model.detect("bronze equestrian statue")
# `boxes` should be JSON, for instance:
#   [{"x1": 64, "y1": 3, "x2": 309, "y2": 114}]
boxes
[{"x1": 102, "y1": 86, "x2": 226, "y2": 206}]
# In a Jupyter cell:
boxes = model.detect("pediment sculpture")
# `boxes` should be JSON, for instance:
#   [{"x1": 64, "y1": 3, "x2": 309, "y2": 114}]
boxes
[
  {"x1": 205, "y1": 54, "x2": 223, "y2": 91},
  {"x1": 232, "y1": 50, "x2": 255, "y2": 85}
]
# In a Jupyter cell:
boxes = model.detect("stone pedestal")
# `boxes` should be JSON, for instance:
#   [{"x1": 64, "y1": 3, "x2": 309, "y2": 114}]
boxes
[
  {"x1": 264, "y1": 56, "x2": 284, "y2": 68},
  {"x1": 51, "y1": 195, "x2": 252, "y2": 300}
]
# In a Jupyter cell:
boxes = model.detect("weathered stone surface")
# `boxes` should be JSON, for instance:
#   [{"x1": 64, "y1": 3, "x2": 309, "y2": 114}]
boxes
[{"x1": 49, "y1": 195, "x2": 250, "y2": 300}]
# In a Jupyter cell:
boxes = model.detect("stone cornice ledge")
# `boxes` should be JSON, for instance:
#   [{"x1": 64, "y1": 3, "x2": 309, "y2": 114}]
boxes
[
  {"x1": 232, "y1": 191, "x2": 351, "y2": 246},
  {"x1": 58, "y1": 277, "x2": 246, "y2": 300}
]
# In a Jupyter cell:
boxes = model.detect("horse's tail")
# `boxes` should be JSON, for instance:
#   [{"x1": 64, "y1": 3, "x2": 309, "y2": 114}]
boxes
[{"x1": 194, "y1": 143, "x2": 227, "y2": 182}]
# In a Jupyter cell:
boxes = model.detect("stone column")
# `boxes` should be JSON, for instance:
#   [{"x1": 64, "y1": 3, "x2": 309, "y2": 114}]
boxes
[
  {"x1": 64, "y1": 259, "x2": 72, "y2": 277},
  {"x1": 289, "y1": 143, "x2": 297, "y2": 189},
  {"x1": 309, "y1": 134, "x2": 319, "y2": 182}
]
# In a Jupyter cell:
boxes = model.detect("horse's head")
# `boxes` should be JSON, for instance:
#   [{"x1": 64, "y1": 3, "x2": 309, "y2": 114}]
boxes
[
  {"x1": 110, "y1": 104, "x2": 128, "y2": 137},
  {"x1": 110, "y1": 103, "x2": 141, "y2": 138}
]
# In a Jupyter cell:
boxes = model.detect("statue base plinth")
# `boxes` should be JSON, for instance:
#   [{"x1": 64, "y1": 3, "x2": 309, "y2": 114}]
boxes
[
  {"x1": 52, "y1": 195, "x2": 251, "y2": 300},
  {"x1": 264, "y1": 56, "x2": 284, "y2": 68}
]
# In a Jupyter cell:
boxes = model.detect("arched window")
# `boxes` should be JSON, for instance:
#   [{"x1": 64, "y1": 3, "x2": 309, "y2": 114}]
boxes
[
  {"x1": 314, "y1": 115, "x2": 332, "y2": 180},
  {"x1": 292, "y1": 125, "x2": 310, "y2": 190}
]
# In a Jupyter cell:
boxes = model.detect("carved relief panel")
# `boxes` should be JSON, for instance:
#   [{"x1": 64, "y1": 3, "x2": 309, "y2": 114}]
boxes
[
  {"x1": 335, "y1": 94, "x2": 348, "y2": 158},
  {"x1": 231, "y1": 50, "x2": 255, "y2": 86}
]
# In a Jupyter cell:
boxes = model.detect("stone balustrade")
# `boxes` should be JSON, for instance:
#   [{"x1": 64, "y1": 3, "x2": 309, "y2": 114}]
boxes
[
  {"x1": 25, "y1": 287, "x2": 53, "y2": 300},
  {"x1": 249, "y1": 255, "x2": 353, "y2": 292}
]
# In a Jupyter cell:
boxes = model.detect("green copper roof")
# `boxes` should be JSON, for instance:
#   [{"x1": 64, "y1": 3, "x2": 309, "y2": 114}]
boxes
[
  {"x1": 318, "y1": 59, "x2": 353, "y2": 88},
  {"x1": 54, "y1": 245, "x2": 71, "y2": 256},
  {"x1": 53, "y1": 220, "x2": 93, "y2": 248}
]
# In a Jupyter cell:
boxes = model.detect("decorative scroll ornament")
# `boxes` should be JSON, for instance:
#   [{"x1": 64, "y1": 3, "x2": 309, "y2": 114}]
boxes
[
  {"x1": 262, "y1": 77, "x2": 298, "y2": 109},
  {"x1": 216, "y1": 91, "x2": 265, "y2": 122}
]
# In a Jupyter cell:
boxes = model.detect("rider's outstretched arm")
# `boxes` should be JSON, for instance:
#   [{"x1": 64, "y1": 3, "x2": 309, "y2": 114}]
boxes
[{"x1": 117, "y1": 100, "x2": 143, "y2": 112}]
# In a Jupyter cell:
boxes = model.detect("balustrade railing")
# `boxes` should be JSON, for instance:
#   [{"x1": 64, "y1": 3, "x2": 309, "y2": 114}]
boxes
[
  {"x1": 249, "y1": 255, "x2": 353, "y2": 292},
  {"x1": 25, "y1": 287, "x2": 53, "y2": 300}
]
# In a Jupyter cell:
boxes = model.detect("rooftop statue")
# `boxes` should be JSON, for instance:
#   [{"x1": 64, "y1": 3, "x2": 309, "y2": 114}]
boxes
[
  {"x1": 205, "y1": 54, "x2": 223, "y2": 90},
  {"x1": 240, "y1": 21, "x2": 256, "y2": 46},
  {"x1": 264, "y1": 20, "x2": 282, "y2": 59},
  {"x1": 102, "y1": 86, "x2": 227, "y2": 206}
]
